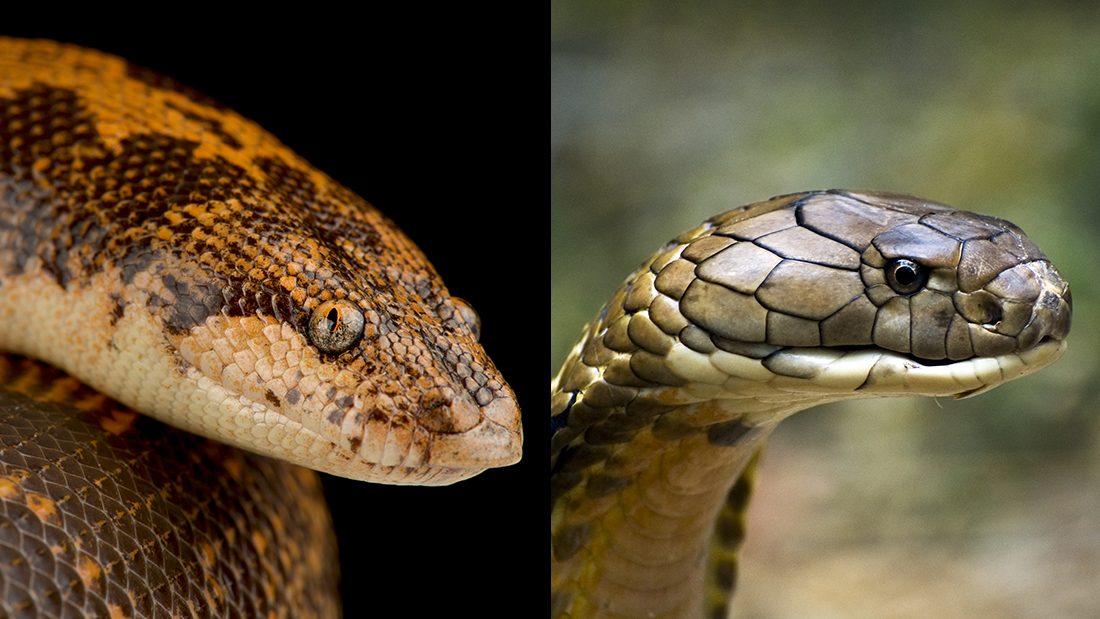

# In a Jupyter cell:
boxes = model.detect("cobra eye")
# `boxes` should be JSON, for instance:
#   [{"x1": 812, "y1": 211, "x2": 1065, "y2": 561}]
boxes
[
  {"x1": 308, "y1": 299, "x2": 365, "y2": 354},
  {"x1": 885, "y1": 258, "x2": 927, "y2": 295}
]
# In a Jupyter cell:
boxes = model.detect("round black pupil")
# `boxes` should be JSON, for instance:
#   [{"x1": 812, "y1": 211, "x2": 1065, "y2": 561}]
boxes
[{"x1": 895, "y1": 263, "x2": 917, "y2": 285}]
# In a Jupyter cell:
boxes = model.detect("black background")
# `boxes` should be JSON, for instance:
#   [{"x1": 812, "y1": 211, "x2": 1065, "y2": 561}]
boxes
[{"x1": 4, "y1": 18, "x2": 532, "y2": 617}]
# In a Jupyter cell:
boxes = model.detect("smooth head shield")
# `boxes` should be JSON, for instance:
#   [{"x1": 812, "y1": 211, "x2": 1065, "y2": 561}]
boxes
[{"x1": 551, "y1": 190, "x2": 1072, "y2": 619}]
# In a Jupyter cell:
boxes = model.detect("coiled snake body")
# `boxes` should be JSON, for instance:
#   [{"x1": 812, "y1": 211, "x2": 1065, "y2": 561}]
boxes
[
  {"x1": 550, "y1": 190, "x2": 1071, "y2": 618},
  {"x1": 0, "y1": 38, "x2": 522, "y2": 617}
]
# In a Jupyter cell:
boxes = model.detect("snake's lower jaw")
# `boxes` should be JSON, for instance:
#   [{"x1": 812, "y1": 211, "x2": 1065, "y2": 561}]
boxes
[
  {"x1": 855, "y1": 336, "x2": 1069, "y2": 401},
  {"x1": 339, "y1": 396, "x2": 522, "y2": 486},
  {"x1": 762, "y1": 336, "x2": 1070, "y2": 403},
  {"x1": 952, "y1": 336, "x2": 1068, "y2": 399}
]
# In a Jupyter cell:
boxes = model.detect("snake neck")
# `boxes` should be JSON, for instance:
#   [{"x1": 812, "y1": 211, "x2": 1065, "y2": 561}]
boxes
[
  {"x1": 549, "y1": 268, "x2": 843, "y2": 619},
  {"x1": 551, "y1": 343, "x2": 815, "y2": 619}
]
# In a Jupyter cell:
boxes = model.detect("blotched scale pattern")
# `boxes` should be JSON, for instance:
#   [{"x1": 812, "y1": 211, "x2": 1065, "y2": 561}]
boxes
[
  {"x1": 0, "y1": 356, "x2": 337, "y2": 619},
  {"x1": 0, "y1": 38, "x2": 521, "y2": 484}
]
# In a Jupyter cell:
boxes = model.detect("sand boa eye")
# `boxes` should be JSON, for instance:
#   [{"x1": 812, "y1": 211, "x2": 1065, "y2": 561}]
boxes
[
  {"x1": 451, "y1": 297, "x2": 481, "y2": 341},
  {"x1": 309, "y1": 299, "x2": 365, "y2": 354}
]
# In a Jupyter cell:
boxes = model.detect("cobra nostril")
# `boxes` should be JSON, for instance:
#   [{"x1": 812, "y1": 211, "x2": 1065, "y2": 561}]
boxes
[
  {"x1": 954, "y1": 290, "x2": 1003, "y2": 326},
  {"x1": 985, "y1": 304, "x2": 1003, "y2": 327}
]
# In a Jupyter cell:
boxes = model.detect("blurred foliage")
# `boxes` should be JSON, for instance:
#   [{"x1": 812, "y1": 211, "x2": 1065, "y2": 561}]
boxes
[{"x1": 551, "y1": 1, "x2": 1100, "y2": 616}]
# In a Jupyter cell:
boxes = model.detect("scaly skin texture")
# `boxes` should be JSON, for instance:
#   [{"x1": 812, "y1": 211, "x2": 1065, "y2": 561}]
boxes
[
  {"x1": 0, "y1": 355, "x2": 340, "y2": 619},
  {"x1": 551, "y1": 190, "x2": 1071, "y2": 618},
  {"x1": 0, "y1": 38, "x2": 522, "y2": 485}
]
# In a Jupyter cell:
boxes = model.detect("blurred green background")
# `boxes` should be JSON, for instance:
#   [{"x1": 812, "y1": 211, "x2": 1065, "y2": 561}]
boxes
[{"x1": 551, "y1": 2, "x2": 1100, "y2": 617}]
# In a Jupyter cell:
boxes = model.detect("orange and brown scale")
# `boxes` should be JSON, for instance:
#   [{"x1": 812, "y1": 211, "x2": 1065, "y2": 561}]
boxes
[
  {"x1": 0, "y1": 38, "x2": 522, "y2": 486},
  {"x1": 0, "y1": 355, "x2": 339, "y2": 619}
]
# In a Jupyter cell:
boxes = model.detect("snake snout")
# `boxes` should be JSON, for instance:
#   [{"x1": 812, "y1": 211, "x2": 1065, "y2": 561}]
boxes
[
  {"x1": 1022, "y1": 281, "x2": 1072, "y2": 346},
  {"x1": 1014, "y1": 262, "x2": 1072, "y2": 350}
]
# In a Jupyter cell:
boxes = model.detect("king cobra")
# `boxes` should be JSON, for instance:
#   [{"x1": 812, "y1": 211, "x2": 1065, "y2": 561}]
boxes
[
  {"x1": 0, "y1": 38, "x2": 522, "y2": 617},
  {"x1": 550, "y1": 189, "x2": 1071, "y2": 618}
]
